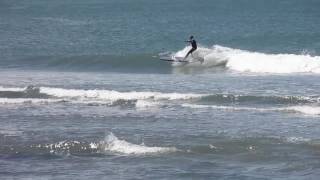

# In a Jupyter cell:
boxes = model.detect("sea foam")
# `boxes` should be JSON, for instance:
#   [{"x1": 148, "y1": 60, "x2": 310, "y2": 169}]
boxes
[
  {"x1": 0, "y1": 86, "x2": 204, "y2": 106},
  {"x1": 181, "y1": 103, "x2": 276, "y2": 112},
  {"x1": 34, "y1": 133, "x2": 177, "y2": 156},
  {"x1": 39, "y1": 87, "x2": 203, "y2": 101},
  {"x1": 182, "y1": 103, "x2": 320, "y2": 116},
  {"x1": 101, "y1": 133, "x2": 177, "y2": 155},
  {"x1": 173, "y1": 45, "x2": 320, "y2": 73},
  {"x1": 0, "y1": 86, "x2": 25, "y2": 92},
  {"x1": 285, "y1": 106, "x2": 320, "y2": 115},
  {"x1": 0, "y1": 98, "x2": 61, "y2": 104}
]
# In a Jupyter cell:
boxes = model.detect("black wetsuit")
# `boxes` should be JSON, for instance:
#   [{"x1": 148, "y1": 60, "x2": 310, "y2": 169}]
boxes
[
  {"x1": 190, "y1": 39, "x2": 197, "y2": 49},
  {"x1": 185, "y1": 39, "x2": 197, "y2": 58}
]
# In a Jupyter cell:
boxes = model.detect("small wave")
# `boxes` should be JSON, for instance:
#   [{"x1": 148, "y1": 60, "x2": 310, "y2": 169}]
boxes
[
  {"x1": 1, "y1": 86, "x2": 319, "y2": 110},
  {"x1": 200, "y1": 94, "x2": 314, "y2": 105},
  {"x1": 135, "y1": 100, "x2": 161, "y2": 109},
  {"x1": 0, "y1": 98, "x2": 63, "y2": 105},
  {"x1": 0, "y1": 87, "x2": 25, "y2": 92},
  {"x1": 100, "y1": 133, "x2": 177, "y2": 155},
  {"x1": 181, "y1": 104, "x2": 276, "y2": 112},
  {"x1": 1, "y1": 135, "x2": 317, "y2": 158},
  {"x1": 36, "y1": 140, "x2": 95, "y2": 155},
  {"x1": 284, "y1": 106, "x2": 320, "y2": 115},
  {"x1": 39, "y1": 87, "x2": 203, "y2": 101},
  {"x1": 0, "y1": 86, "x2": 60, "y2": 105},
  {"x1": 2, "y1": 133, "x2": 177, "y2": 157},
  {"x1": 182, "y1": 103, "x2": 320, "y2": 116},
  {"x1": 5, "y1": 45, "x2": 320, "y2": 74},
  {"x1": 0, "y1": 86, "x2": 204, "y2": 107},
  {"x1": 39, "y1": 87, "x2": 316, "y2": 105},
  {"x1": 0, "y1": 140, "x2": 98, "y2": 157},
  {"x1": 172, "y1": 45, "x2": 320, "y2": 74},
  {"x1": 285, "y1": 137, "x2": 312, "y2": 144},
  {"x1": 0, "y1": 85, "x2": 51, "y2": 99}
]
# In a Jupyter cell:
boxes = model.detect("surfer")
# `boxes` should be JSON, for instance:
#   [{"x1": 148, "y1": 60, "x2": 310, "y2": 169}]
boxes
[{"x1": 184, "y1": 35, "x2": 197, "y2": 60}]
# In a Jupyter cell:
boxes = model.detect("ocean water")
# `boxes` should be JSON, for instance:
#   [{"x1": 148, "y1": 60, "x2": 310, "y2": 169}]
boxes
[{"x1": 1, "y1": 0, "x2": 320, "y2": 179}]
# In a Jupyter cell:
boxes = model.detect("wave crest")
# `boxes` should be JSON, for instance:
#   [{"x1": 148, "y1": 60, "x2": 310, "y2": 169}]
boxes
[
  {"x1": 172, "y1": 45, "x2": 320, "y2": 74},
  {"x1": 284, "y1": 106, "x2": 320, "y2": 115},
  {"x1": 100, "y1": 133, "x2": 177, "y2": 155}
]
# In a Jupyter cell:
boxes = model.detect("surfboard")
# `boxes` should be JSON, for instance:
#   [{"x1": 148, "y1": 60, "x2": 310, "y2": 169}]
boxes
[{"x1": 159, "y1": 56, "x2": 189, "y2": 63}]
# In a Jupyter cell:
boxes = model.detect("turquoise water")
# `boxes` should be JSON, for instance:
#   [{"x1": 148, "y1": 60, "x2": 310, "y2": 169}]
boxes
[{"x1": 1, "y1": 0, "x2": 320, "y2": 179}]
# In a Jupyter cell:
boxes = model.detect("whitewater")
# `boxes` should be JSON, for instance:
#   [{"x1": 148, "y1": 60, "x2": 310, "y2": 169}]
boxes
[
  {"x1": 1, "y1": 85, "x2": 320, "y2": 116},
  {"x1": 172, "y1": 45, "x2": 320, "y2": 74}
]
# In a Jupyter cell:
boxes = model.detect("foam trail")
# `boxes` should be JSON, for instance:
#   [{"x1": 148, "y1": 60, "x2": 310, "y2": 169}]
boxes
[
  {"x1": 101, "y1": 133, "x2": 177, "y2": 155},
  {"x1": 40, "y1": 87, "x2": 204, "y2": 101},
  {"x1": 173, "y1": 45, "x2": 320, "y2": 73}
]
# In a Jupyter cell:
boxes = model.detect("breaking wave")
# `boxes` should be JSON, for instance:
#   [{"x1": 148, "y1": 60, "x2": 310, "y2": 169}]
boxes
[
  {"x1": 181, "y1": 104, "x2": 277, "y2": 112},
  {"x1": 135, "y1": 100, "x2": 161, "y2": 109},
  {"x1": 0, "y1": 98, "x2": 63, "y2": 104},
  {"x1": 4, "y1": 45, "x2": 320, "y2": 74},
  {"x1": 199, "y1": 94, "x2": 315, "y2": 105},
  {"x1": 182, "y1": 104, "x2": 320, "y2": 116},
  {"x1": 1, "y1": 133, "x2": 177, "y2": 156},
  {"x1": 0, "y1": 86, "x2": 203, "y2": 106},
  {"x1": 171, "y1": 45, "x2": 320, "y2": 74},
  {"x1": 0, "y1": 131, "x2": 318, "y2": 158},
  {"x1": 1, "y1": 85, "x2": 320, "y2": 115},
  {"x1": 100, "y1": 133, "x2": 177, "y2": 155},
  {"x1": 39, "y1": 87, "x2": 203, "y2": 101},
  {"x1": 284, "y1": 106, "x2": 320, "y2": 115}
]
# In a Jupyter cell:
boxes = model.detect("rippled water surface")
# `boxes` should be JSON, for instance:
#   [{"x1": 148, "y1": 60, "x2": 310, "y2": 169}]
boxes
[{"x1": 1, "y1": 0, "x2": 320, "y2": 179}]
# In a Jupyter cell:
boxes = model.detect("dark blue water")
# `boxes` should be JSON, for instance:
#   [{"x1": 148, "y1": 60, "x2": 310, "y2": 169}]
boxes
[{"x1": 1, "y1": 0, "x2": 320, "y2": 179}]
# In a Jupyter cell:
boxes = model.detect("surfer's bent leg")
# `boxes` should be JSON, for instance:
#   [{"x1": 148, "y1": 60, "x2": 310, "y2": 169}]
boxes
[{"x1": 185, "y1": 48, "x2": 196, "y2": 59}]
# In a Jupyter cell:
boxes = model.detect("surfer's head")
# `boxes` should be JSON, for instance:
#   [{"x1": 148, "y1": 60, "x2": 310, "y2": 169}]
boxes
[{"x1": 190, "y1": 35, "x2": 194, "y2": 40}]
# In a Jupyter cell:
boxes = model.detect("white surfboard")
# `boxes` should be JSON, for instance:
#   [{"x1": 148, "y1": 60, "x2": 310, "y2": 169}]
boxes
[{"x1": 159, "y1": 56, "x2": 189, "y2": 63}]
